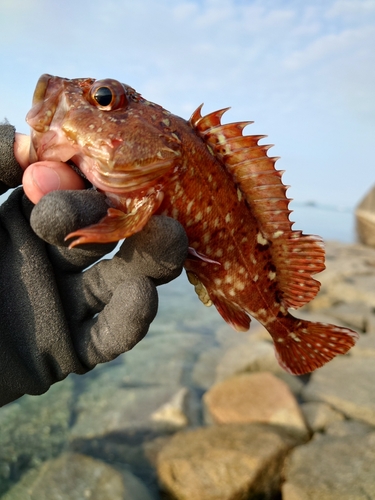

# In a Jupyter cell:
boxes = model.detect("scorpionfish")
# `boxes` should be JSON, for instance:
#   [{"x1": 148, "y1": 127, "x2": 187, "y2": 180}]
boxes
[{"x1": 26, "y1": 74, "x2": 359, "y2": 375}]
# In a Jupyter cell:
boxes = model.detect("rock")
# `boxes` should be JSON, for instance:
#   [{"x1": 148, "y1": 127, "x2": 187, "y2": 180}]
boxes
[
  {"x1": 307, "y1": 241, "x2": 375, "y2": 310},
  {"x1": 191, "y1": 323, "x2": 278, "y2": 390},
  {"x1": 150, "y1": 387, "x2": 200, "y2": 428},
  {"x1": 157, "y1": 423, "x2": 299, "y2": 500},
  {"x1": 203, "y1": 372, "x2": 308, "y2": 439},
  {"x1": 69, "y1": 330, "x2": 210, "y2": 441},
  {"x1": 1, "y1": 452, "x2": 155, "y2": 500},
  {"x1": 300, "y1": 402, "x2": 344, "y2": 433},
  {"x1": 350, "y1": 330, "x2": 375, "y2": 357},
  {"x1": 115, "y1": 329, "x2": 212, "y2": 388},
  {"x1": 302, "y1": 356, "x2": 375, "y2": 426},
  {"x1": 322, "y1": 301, "x2": 372, "y2": 332},
  {"x1": 355, "y1": 183, "x2": 375, "y2": 248},
  {"x1": 70, "y1": 383, "x2": 199, "y2": 440},
  {"x1": 325, "y1": 419, "x2": 375, "y2": 437},
  {"x1": 282, "y1": 432, "x2": 375, "y2": 499},
  {"x1": 214, "y1": 340, "x2": 281, "y2": 381},
  {"x1": 0, "y1": 379, "x2": 73, "y2": 496}
]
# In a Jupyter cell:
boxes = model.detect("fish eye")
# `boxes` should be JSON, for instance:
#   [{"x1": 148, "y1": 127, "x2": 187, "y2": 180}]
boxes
[
  {"x1": 89, "y1": 79, "x2": 127, "y2": 111},
  {"x1": 93, "y1": 87, "x2": 113, "y2": 107}
]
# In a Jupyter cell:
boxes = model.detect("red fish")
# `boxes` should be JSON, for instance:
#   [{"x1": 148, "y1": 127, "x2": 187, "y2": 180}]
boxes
[{"x1": 26, "y1": 74, "x2": 358, "y2": 375}]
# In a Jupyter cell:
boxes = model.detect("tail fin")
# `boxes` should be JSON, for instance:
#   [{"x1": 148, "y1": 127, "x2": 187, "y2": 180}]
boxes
[{"x1": 273, "y1": 318, "x2": 359, "y2": 375}]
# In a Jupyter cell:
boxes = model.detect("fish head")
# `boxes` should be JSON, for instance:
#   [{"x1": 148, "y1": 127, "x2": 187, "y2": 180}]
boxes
[{"x1": 26, "y1": 74, "x2": 181, "y2": 194}]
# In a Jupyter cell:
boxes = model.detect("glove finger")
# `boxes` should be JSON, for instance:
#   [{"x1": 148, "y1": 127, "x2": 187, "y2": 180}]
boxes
[
  {"x1": 71, "y1": 276, "x2": 158, "y2": 367},
  {"x1": 57, "y1": 215, "x2": 187, "y2": 317},
  {"x1": 118, "y1": 215, "x2": 188, "y2": 285},
  {"x1": 30, "y1": 190, "x2": 117, "y2": 271}
]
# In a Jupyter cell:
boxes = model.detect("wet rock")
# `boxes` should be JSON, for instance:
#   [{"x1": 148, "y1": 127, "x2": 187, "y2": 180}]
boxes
[
  {"x1": 191, "y1": 323, "x2": 278, "y2": 390},
  {"x1": 117, "y1": 330, "x2": 212, "y2": 388},
  {"x1": 150, "y1": 386, "x2": 201, "y2": 428},
  {"x1": 70, "y1": 382, "x2": 199, "y2": 440},
  {"x1": 2, "y1": 452, "x2": 155, "y2": 500},
  {"x1": 68, "y1": 329, "x2": 208, "y2": 441},
  {"x1": 0, "y1": 380, "x2": 73, "y2": 496},
  {"x1": 282, "y1": 432, "x2": 375, "y2": 500},
  {"x1": 203, "y1": 372, "x2": 308, "y2": 439},
  {"x1": 300, "y1": 401, "x2": 344, "y2": 433},
  {"x1": 157, "y1": 423, "x2": 299, "y2": 500},
  {"x1": 302, "y1": 356, "x2": 375, "y2": 425}
]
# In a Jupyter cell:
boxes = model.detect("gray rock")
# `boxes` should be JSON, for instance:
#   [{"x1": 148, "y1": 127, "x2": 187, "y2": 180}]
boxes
[
  {"x1": 0, "y1": 379, "x2": 73, "y2": 496},
  {"x1": 300, "y1": 402, "x2": 344, "y2": 433},
  {"x1": 115, "y1": 329, "x2": 212, "y2": 388},
  {"x1": 68, "y1": 329, "x2": 211, "y2": 441},
  {"x1": 1, "y1": 452, "x2": 155, "y2": 500},
  {"x1": 325, "y1": 419, "x2": 375, "y2": 437},
  {"x1": 350, "y1": 330, "x2": 375, "y2": 357},
  {"x1": 302, "y1": 357, "x2": 375, "y2": 425},
  {"x1": 70, "y1": 383, "x2": 199, "y2": 440},
  {"x1": 191, "y1": 321, "x2": 289, "y2": 392},
  {"x1": 157, "y1": 423, "x2": 300, "y2": 500},
  {"x1": 308, "y1": 241, "x2": 375, "y2": 310},
  {"x1": 282, "y1": 432, "x2": 375, "y2": 499},
  {"x1": 323, "y1": 301, "x2": 372, "y2": 332},
  {"x1": 214, "y1": 340, "x2": 281, "y2": 381}
]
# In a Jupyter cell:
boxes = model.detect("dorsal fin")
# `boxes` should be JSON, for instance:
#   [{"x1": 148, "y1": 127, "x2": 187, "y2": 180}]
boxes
[{"x1": 189, "y1": 105, "x2": 325, "y2": 309}]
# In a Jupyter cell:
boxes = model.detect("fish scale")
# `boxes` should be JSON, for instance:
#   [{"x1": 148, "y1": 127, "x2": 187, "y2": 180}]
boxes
[{"x1": 26, "y1": 74, "x2": 359, "y2": 375}]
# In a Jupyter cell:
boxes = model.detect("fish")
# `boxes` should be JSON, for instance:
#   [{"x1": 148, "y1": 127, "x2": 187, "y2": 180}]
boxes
[{"x1": 26, "y1": 74, "x2": 359, "y2": 375}]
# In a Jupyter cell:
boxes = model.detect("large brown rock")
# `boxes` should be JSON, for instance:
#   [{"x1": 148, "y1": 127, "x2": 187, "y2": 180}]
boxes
[
  {"x1": 157, "y1": 423, "x2": 300, "y2": 500},
  {"x1": 203, "y1": 372, "x2": 308, "y2": 439}
]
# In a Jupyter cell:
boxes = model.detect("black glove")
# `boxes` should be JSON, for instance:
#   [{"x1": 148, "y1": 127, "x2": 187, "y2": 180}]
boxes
[{"x1": 0, "y1": 125, "x2": 188, "y2": 406}]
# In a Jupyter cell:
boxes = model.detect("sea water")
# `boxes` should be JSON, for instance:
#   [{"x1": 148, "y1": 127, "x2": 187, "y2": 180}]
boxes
[{"x1": 289, "y1": 202, "x2": 356, "y2": 244}]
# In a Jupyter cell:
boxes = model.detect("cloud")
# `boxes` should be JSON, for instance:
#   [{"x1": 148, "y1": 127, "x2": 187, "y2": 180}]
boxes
[
  {"x1": 326, "y1": 0, "x2": 375, "y2": 20},
  {"x1": 1, "y1": 0, "x2": 374, "y2": 207}
]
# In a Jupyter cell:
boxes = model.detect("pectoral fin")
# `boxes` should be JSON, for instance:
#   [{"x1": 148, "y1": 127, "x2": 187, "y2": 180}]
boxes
[{"x1": 65, "y1": 191, "x2": 163, "y2": 247}]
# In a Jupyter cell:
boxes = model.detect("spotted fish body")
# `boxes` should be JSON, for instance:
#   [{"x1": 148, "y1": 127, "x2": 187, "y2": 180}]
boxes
[{"x1": 27, "y1": 74, "x2": 358, "y2": 375}]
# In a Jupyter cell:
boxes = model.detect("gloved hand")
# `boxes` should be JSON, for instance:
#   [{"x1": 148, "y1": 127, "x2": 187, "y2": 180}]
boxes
[{"x1": 0, "y1": 124, "x2": 188, "y2": 406}]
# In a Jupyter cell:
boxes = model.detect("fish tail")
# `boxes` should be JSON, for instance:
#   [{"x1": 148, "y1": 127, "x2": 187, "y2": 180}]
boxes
[{"x1": 272, "y1": 317, "x2": 359, "y2": 375}]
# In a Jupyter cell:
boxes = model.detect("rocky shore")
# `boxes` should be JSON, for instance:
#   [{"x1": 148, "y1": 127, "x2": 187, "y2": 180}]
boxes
[{"x1": 1, "y1": 239, "x2": 375, "y2": 499}]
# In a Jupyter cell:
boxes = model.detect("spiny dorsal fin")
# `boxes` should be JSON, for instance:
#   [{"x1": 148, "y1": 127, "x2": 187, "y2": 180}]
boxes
[{"x1": 189, "y1": 105, "x2": 325, "y2": 309}]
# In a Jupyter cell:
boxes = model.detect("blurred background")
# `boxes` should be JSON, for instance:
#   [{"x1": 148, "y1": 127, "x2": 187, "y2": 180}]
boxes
[{"x1": 1, "y1": 0, "x2": 375, "y2": 242}]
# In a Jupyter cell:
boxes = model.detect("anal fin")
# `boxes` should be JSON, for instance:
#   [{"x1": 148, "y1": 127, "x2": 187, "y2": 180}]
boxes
[{"x1": 212, "y1": 295, "x2": 251, "y2": 332}]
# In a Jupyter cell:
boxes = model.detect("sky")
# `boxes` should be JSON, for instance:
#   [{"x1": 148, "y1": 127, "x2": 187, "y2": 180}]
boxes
[{"x1": 1, "y1": 0, "x2": 375, "y2": 214}]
